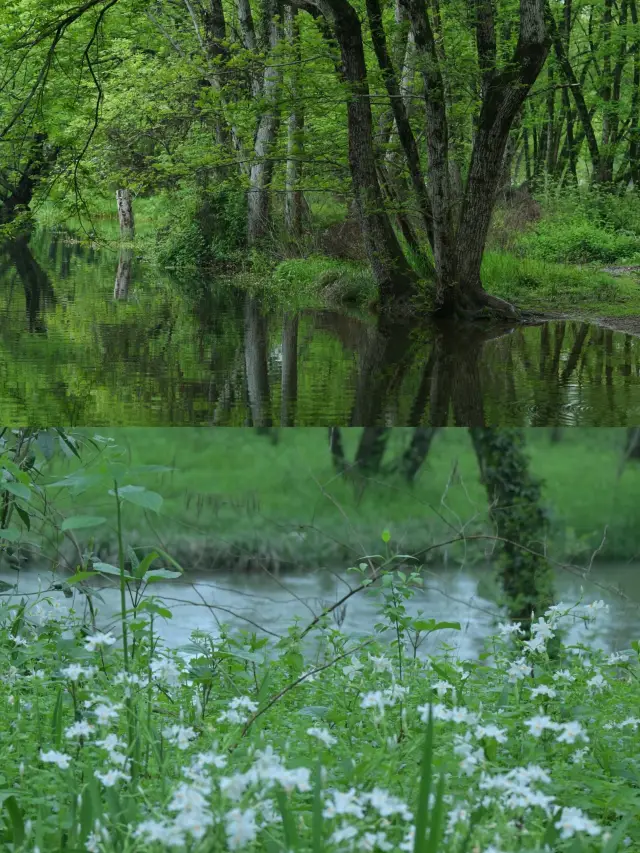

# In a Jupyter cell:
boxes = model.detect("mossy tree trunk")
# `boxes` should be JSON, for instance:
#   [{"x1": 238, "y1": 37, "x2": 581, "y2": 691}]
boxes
[{"x1": 470, "y1": 427, "x2": 554, "y2": 626}]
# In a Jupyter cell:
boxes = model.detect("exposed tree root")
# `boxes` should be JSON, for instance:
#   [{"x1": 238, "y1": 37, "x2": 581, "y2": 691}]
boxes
[{"x1": 431, "y1": 281, "x2": 530, "y2": 322}]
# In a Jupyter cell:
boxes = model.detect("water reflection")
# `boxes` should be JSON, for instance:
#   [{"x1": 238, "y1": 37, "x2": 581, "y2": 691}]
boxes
[
  {"x1": 1, "y1": 563, "x2": 637, "y2": 659},
  {"x1": 2, "y1": 233, "x2": 640, "y2": 425}
]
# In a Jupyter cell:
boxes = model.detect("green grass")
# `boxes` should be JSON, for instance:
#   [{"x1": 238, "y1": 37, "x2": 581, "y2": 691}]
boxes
[
  {"x1": 482, "y1": 250, "x2": 640, "y2": 315},
  {"x1": 266, "y1": 256, "x2": 376, "y2": 307},
  {"x1": 40, "y1": 428, "x2": 640, "y2": 571},
  {"x1": 35, "y1": 195, "x2": 171, "y2": 248}
]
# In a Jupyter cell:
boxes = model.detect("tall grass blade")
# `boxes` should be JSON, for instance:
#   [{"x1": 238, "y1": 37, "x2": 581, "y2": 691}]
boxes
[{"x1": 414, "y1": 704, "x2": 434, "y2": 853}]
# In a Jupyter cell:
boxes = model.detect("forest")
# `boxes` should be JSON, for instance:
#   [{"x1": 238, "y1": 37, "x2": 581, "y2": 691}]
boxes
[{"x1": 3, "y1": 0, "x2": 640, "y2": 320}]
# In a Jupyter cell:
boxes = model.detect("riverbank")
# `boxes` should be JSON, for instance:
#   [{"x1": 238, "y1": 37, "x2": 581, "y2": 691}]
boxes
[
  {"x1": 32, "y1": 429, "x2": 640, "y2": 574},
  {"x1": 34, "y1": 191, "x2": 640, "y2": 318}
]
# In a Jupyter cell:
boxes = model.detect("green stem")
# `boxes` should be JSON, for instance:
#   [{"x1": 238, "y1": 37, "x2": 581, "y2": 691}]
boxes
[{"x1": 114, "y1": 481, "x2": 129, "y2": 673}]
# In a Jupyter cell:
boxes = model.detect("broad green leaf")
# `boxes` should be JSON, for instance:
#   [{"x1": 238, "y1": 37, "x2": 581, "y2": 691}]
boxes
[
  {"x1": 298, "y1": 705, "x2": 330, "y2": 718},
  {"x1": 93, "y1": 562, "x2": 133, "y2": 579},
  {"x1": 1, "y1": 482, "x2": 30, "y2": 501},
  {"x1": 134, "y1": 551, "x2": 160, "y2": 579},
  {"x1": 61, "y1": 516, "x2": 107, "y2": 531},
  {"x1": 14, "y1": 505, "x2": 30, "y2": 531},
  {"x1": 66, "y1": 571, "x2": 99, "y2": 585},
  {"x1": 138, "y1": 600, "x2": 173, "y2": 619},
  {"x1": 143, "y1": 569, "x2": 182, "y2": 582},
  {"x1": 56, "y1": 429, "x2": 81, "y2": 459},
  {"x1": 109, "y1": 486, "x2": 163, "y2": 513},
  {"x1": 0, "y1": 528, "x2": 21, "y2": 542}
]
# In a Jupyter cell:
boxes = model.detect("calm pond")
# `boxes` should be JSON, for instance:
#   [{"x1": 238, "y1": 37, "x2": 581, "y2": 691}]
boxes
[
  {"x1": 2, "y1": 232, "x2": 640, "y2": 426},
  {"x1": 1, "y1": 562, "x2": 637, "y2": 659}
]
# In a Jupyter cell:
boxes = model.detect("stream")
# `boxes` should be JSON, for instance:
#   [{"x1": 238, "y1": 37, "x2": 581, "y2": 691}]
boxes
[
  {"x1": 2, "y1": 232, "x2": 640, "y2": 425},
  {"x1": 1, "y1": 562, "x2": 637, "y2": 660}
]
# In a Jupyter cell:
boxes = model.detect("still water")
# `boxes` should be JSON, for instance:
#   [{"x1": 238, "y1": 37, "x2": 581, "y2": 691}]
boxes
[
  {"x1": 1, "y1": 563, "x2": 637, "y2": 659},
  {"x1": 2, "y1": 232, "x2": 640, "y2": 426}
]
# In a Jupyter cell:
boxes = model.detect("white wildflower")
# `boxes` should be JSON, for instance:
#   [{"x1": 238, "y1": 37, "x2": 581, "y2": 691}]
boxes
[
  {"x1": 84, "y1": 631, "x2": 116, "y2": 652},
  {"x1": 40, "y1": 750, "x2": 72, "y2": 769},
  {"x1": 555, "y1": 721, "x2": 589, "y2": 744},
  {"x1": 225, "y1": 807, "x2": 259, "y2": 850},
  {"x1": 65, "y1": 720, "x2": 95, "y2": 739},
  {"x1": 555, "y1": 806, "x2": 601, "y2": 839},
  {"x1": 95, "y1": 768, "x2": 130, "y2": 787},
  {"x1": 342, "y1": 656, "x2": 364, "y2": 681},
  {"x1": 307, "y1": 727, "x2": 337, "y2": 747},
  {"x1": 524, "y1": 714, "x2": 558, "y2": 737}
]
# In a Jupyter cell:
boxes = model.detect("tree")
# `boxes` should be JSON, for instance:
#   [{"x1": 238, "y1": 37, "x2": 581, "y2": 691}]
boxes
[{"x1": 470, "y1": 428, "x2": 554, "y2": 624}]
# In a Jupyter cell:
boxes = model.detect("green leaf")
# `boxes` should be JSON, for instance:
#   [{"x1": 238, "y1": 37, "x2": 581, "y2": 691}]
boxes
[
  {"x1": 3, "y1": 796, "x2": 24, "y2": 847},
  {"x1": 381, "y1": 529, "x2": 391, "y2": 543},
  {"x1": 56, "y1": 429, "x2": 81, "y2": 459},
  {"x1": 1, "y1": 482, "x2": 30, "y2": 501},
  {"x1": 66, "y1": 571, "x2": 98, "y2": 585},
  {"x1": 94, "y1": 562, "x2": 133, "y2": 579},
  {"x1": 0, "y1": 528, "x2": 21, "y2": 542},
  {"x1": 138, "y1": 600, "x2": 173, "y2": 619},
  {"x1": 143, "y1": 569, "x2": 182, "y2": 582},
  {"x1": 61, "y1": 516, "x2": 107, "y2": 531},
  {"x1": 426, "y1": 772, "x2": 446, "y2": 853},
  {"x1": 275, "y1": 787, "x2": 299, "y2": 850},
  {"x1": 298, "y1": 705, "x2": 330, "y2": 718},
  {"x1": 14, "y1": 505, "x2": 30, "y2": 531},
  {"x1": 110, "y1": 486, "x2": 163, "y2": 513}
]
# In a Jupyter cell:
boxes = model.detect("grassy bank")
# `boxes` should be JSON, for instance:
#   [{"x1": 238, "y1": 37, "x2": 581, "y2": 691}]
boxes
[
  {"x1": 33, "y1": 189, "x2": 640, "y2": 317},
  {"x1": 36, "y1": 429, "x2": 640, "y2": 573}
]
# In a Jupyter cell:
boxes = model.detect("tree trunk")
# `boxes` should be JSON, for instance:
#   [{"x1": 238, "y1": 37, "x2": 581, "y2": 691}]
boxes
[
  {"x1": 470, "y1": 428, "x2": 554, "y2": 625},
  {"x1": 355, "y1": 427, "x2": 390, "y2": 474},
  {"x1": 114, "y1": 248, "x2": 133, "y2": 300},
  {"x1": 116, "y1": 189, "x2": 135, "y2": 240},
  {"x1": 545, "y1": 3, "x2": 600, "y2": 180},
  {"x1": 244, "y1": 297, "x2": 272, "y2": 426},
  {"x1": 280, "y1": 312, "x2": 298, "y2": 425},
  {"x1": 247, "y1": 0, "x2": 283, "y2": 245},
  {"x1": 366, "y1": 0, "x2": 435, "y2": 259},
  {"x1": 400, "y1": 0, "x2": 455, "y2": 285},
  {"x1": 449, "y1": 0, "x2": 551, "y2": 317},
  {"x1": 401, "y1": 427, "x2": 437, "y2": 481},
  {"x1": 629, "y1": 0, "x2": 640, "y2": 187},
  {"x1": 284, "y1": 7, "x2": 306, "y2": 238},
  {"x1": 7, "y1": 237, "x2": 55, "y2": 334},
  {"x1": 328, "y1": 427, "x2": 347, "y2": 472},
  {"x1": 625, "y1": 427, "x2": 640, "y2": 459},
  {"x1": 306, "y1": 0, "x2": 417, "y2": 303}
]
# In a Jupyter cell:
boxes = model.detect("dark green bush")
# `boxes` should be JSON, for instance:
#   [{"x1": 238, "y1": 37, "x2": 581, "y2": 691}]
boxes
[
  {"x1": 155, "y1": 186, "x2": 247, "y2": 269},
  {"x1": 519, "y1": 217, "x2": 640, "y2": 265}
]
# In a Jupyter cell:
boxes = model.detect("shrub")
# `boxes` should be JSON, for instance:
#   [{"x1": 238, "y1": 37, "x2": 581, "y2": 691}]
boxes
[{"x1": 518, "y1": 217, "x2": 640, "y2": 265}]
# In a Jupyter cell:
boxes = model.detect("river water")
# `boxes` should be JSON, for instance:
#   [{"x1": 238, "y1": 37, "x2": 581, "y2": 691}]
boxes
[
  {"x1": 1, "y1": 562, "x2": 637, "y2": 659},
  {"x1": 2, "y1": 232, "x2": 640, "y2": 426}
]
